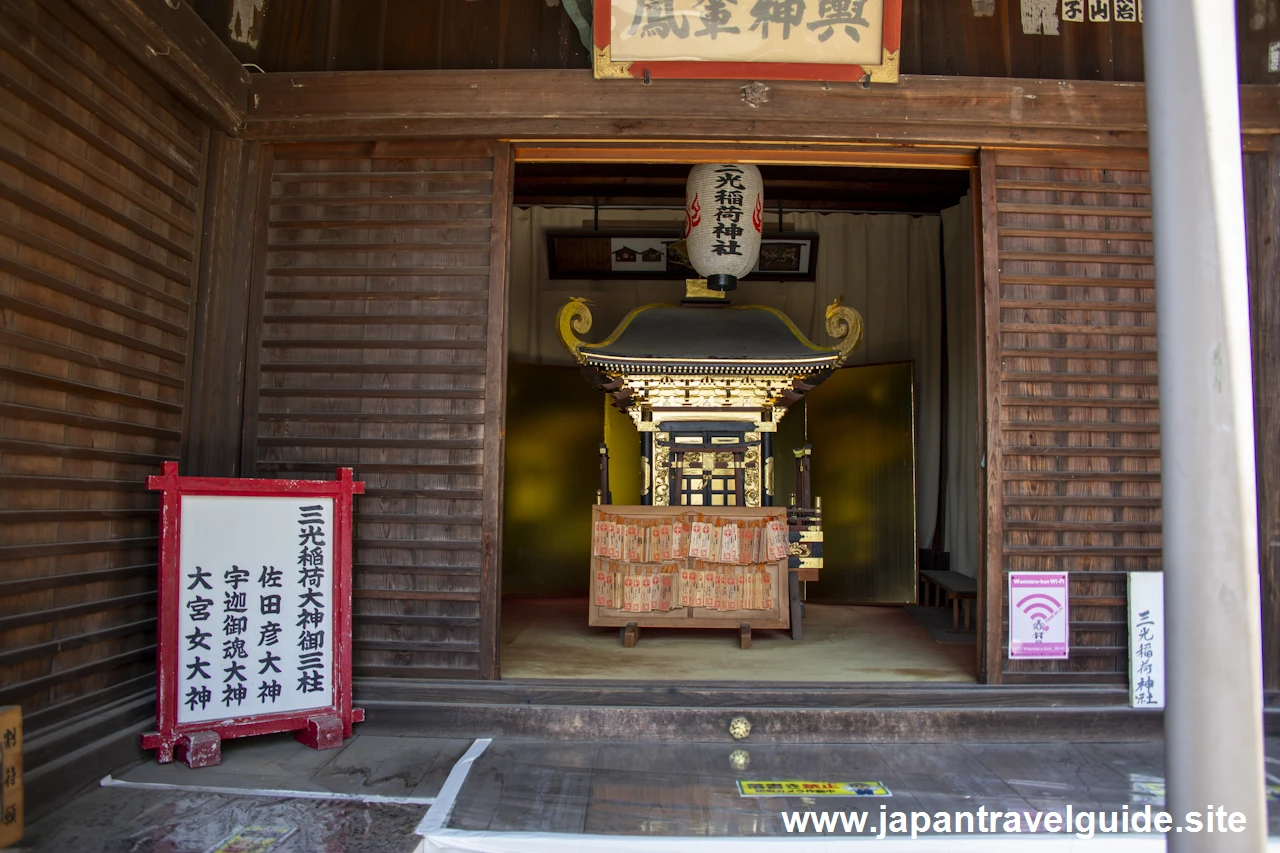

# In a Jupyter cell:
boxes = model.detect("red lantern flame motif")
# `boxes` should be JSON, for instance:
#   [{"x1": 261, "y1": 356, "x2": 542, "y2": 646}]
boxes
[
  {"x1": 752, "y1": 194, "x2": 763, "y2": 233},
  {"x1": 686, "y1": 192, "x2": 701, "y2": 236}
]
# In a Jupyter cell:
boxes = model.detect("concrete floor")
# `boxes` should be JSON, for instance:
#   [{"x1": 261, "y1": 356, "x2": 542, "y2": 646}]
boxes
[
  {"x1": 23, "y1": 736, "x2": 1280, "y2": 850},
  {"x1": 500, "y1": 598, "x2": 976, "y2": 682},
  {"x1": 22, "y1": 732, "x2": 470, "y2": 853}
]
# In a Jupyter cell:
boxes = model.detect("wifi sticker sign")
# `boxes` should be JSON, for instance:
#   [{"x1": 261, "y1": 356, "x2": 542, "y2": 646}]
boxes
[{"x1": 1009, "y1": 572, "x2": 1069, "y2": 659}]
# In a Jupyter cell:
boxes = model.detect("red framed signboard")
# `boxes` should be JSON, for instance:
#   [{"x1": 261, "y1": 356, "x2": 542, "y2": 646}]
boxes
[
  {"x1": 141, "y1": 463, "x2": 365, "y2": 766},
  {"x1": 593, "y1": 0, "x2": 902, "y2": 82}
]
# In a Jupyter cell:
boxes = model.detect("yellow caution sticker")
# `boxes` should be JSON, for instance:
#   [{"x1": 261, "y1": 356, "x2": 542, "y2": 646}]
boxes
[
  {"x1": 737, "y1": 780, "x2": 892, "y2": 798},
  {"x1": 203, "y1": 825, "x2": 297, "y2": 853}
]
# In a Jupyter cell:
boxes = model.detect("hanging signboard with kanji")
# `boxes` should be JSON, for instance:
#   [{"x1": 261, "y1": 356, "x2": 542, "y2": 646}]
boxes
[
  {"x1": 593, "y1": 0, "x2": 902, "y2": 82},
  {"x1": 141, "y1": 463, "x2": 365, "y2": 767}
]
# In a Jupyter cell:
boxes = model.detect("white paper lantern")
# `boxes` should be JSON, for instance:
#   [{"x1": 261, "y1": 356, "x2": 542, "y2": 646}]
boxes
[{"x1": 684, "y1": 164, "x2": 763, "y2": 291}]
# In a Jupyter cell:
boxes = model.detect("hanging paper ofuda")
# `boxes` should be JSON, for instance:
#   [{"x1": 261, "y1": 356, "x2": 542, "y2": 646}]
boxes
[{"x1": 684, "y1": 164, "x2": 763, "y2": 292}]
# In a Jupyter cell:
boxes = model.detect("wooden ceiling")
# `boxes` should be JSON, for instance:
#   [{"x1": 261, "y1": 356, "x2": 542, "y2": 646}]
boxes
[
  {"x1": 514, "y1": 163, "x2": 971, "y2": 215},
  {"x1": 192, "y1": 0, "x2": 1280, "y2": 85}
]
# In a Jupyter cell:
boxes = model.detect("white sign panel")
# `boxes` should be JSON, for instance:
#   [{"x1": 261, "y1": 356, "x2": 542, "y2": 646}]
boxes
[
  {"x1": 1008, "y1": 571, "x2": 1069, "y2": 659},
  {"x1": 609, "y1": 0, "x2": 886, "y2": 66},
  {"x1": 1128, "y1": 571, "x2": 1165, "y2": 709},
  {"x1": 177, "y1": 496, "x2": 335, "y2": 724}
]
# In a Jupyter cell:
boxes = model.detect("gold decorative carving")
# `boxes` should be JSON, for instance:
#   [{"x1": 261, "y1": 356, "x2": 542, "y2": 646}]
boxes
[
  {"x1": 685, "y1": 278, "x2": 726, "y2": 300},
  {"x1": 556, "y1": 298, "x2": 593, "y2": 365},
  {"x1": 825, "y1": 296, "x2": 866, "y2": 365},
  {"x1": 640, "y1": 457, "x2": 651, "y2": 497},
  {"x1": 866, "y1": 47, "x2": 900, "y2": 83},
  {"x1": 789, "y1": 541, "x2": 812, "y2": 558},
  {"x1": 798, "y1": 557, "x2": 824, "y2": 569},
  {"x1": 799, "y1": 529, "x2": 824, "y2": 543},
  {"x1": 743, "y1": 432, "x2": 761, "y2": 507},
  {"x1": 653, "y1": 442, "x2": 671, "y2": 506},
  {"x1": 764, "y1": 457, "x2": 773, "y2": 497},
  {"x1": 593, "y1": 44, "x2": 634, "y2": 79},
  {"x1": 622, "y1": 373, "x2": 806, "y2": 425}
]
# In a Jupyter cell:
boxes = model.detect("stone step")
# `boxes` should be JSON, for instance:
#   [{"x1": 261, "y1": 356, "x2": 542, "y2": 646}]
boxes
[{"x1": 353, "y1": 678, "x2": 1168, "y2": 743}]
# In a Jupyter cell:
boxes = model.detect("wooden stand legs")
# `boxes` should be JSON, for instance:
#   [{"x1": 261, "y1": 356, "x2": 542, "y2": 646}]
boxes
[
  {"x1": 295, "y1": 715, "x2": 344, "y2": 750},
  {"x1": 619, "y1": 620, "x2": 758, "y2": 649},
  {"x1": 175, "y1": 731, "x2": 221, "y2": 768}
]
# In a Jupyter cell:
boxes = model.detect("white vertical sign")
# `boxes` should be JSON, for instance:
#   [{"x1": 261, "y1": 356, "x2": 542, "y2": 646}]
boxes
[
  {"x1": 1128, "y1": 571, "x2": 1165, "y2": 709},
  {"x1": 176, "y1": 496, "x2": 335, "y2": 723}
]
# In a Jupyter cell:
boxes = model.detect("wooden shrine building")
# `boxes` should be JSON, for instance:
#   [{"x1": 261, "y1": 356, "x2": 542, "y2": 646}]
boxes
[{"x1": 2, "y1": 0, "x2": 1280, "y2": 821}]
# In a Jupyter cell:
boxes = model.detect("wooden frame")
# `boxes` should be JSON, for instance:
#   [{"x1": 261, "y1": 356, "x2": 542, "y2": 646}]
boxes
[
  {"x1": 977, "y1": 149, "x2": 1002, "y2": 686},
  {"x1": 505, "y1": 139, "x2": 987, "y2": 675},
  {"x1": 62, "y1": 0, "x2": 249, "y2": 132},
  {"x1": 588, "y1": 505, "x2": 789, "y2": 631},
  {"x1": 592, "y1": 0, "x2": 902, "y2": 83},
  {"x1": 1245, "y1": 138, "x2": 1280, "y2": 690},
  {"x1": 482, "y1": 142, "x2": 515, "y2": 679},
  {"x1": 244, "y1": 71, "x2": 1280, "y2": 152},
  {"x1": 141, "y1": 463, "x2": 365, "y2": 763}
]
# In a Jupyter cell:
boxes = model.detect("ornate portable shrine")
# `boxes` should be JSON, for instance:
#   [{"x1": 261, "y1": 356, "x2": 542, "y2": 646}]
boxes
[
  {"x1": 558, "y1": 291, "x2": 864, "y2": 508},
  {"x1": 557, "y1": 286, "x2": 865, "y2": 645}
]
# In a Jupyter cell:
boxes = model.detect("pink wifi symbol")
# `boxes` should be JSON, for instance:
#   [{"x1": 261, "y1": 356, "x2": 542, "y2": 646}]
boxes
[{"x1": 1016, "y1": 592, "x2": 1060, "y2": 622}]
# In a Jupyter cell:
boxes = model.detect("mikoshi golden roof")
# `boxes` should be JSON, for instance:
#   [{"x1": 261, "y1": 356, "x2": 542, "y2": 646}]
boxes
[{"x1": 556, "y1": 298, "x2": 864, "y2": 420}]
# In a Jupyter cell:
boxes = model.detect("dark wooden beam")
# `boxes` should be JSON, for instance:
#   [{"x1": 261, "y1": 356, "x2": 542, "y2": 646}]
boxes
[
  {"x1": 1246, "y1": 138, "x2": 1280, "y2": 691},
  {"x1": 182, "y1": 132, "x2": 263, "y2": 476},
  {"x1": 245, "y1": 70, "x2": 1280, "y2": 149},
  {"x1": 512, "y1": 196, "x2": 964, "y2": 214},
  {"x1": 62, "y1": 0, "x2": 250, "y2": 132}
]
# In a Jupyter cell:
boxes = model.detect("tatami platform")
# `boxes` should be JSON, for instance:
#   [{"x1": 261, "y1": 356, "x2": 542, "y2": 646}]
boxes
[{"x1": 500, "y1": 598, "x2": 976, "y2": 682}]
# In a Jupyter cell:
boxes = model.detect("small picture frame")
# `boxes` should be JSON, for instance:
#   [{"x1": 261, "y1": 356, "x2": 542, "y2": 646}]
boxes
[{"x1": 545, "y1": 229, "x2": 818, "y2": 282}]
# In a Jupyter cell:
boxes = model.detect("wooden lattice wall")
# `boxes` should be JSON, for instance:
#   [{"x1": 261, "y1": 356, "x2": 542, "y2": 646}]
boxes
[
  {"x1": 980, "y1": 149, "x2": 1159, "y2": 684},
  {"x1": 0, "y1": 0, "x2": 204, "y2": 772},
  {"x1": 245, "y1": 142, "x2": 510, "y2": 681}
]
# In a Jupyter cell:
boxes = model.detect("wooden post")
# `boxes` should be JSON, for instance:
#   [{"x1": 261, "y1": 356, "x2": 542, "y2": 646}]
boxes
[
  {"x1": 638, "y1": 434, "x2": 652, "y2": 506},
  {"x1": 761, "y1": 431, "x2": 774, "y2": 507},
  {"x1": 977, "y1": 149, "x2": 1004, "y2": 687},
  {"x1": 795, "y1": 444, "x2": 812, "y2": 507},
  {"x1": 789, "y1": 571, "x2": 803, "y2": 641},
  {"x1": 1145, "y1": 3, "x2": 1267, "y2": 848},
  {"x1": 599, "y1": 443, "x2": 612, "y2": 505},
  {"x1": 1246, "y1": 140, "x2": 1280, "y2": 691}
]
